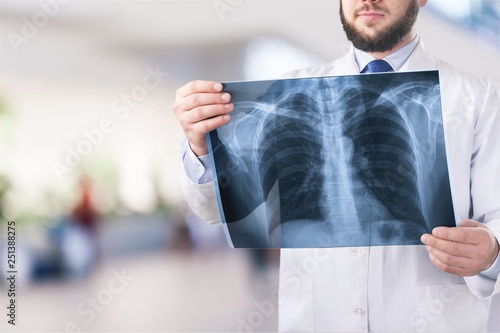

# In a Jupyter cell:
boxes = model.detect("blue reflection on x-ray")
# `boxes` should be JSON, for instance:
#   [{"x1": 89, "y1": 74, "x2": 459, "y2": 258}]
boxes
[{"x1": 207, "y1": 71, "x2": 456, "y2": 248}]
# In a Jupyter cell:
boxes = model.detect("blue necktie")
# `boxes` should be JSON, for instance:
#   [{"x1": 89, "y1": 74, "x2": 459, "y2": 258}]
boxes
[{"x1": 363, "y1": 60, "x2": 394, "y2": 73}]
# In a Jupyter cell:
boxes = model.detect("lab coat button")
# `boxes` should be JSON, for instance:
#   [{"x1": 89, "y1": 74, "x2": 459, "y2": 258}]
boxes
[
  {"x1": 356, "y1": 248, "x2": 365, "y2": 257},
  {"x1": 354, "y1": 308, "x2": 364, "y2": 317}
]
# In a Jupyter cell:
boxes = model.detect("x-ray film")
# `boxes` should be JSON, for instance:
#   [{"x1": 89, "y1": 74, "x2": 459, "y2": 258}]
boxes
[{"x1": 207, "y1": 71, "x2": 456, "y2": 248}]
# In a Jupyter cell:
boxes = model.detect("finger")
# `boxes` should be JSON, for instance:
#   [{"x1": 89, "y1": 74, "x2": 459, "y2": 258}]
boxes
[
  {"x1": 183, "y1": 92, "x2": 231, "y2": 112},
  {"x1": 431, "y1": 226, "x2": 482, "y2": 245},
  {"x1": 428, "y1": 252, "x2": 472, "y2": 276},
  {"x1": 420, "y1": 233, "x2": 431, "y2": 244},
  {"x1": 189, "y1": 114, "x2": 231, "y2": 136},
  {"x1": 425, "y1": 245, "x2": 473, "y2": 267},
  {"x1": 422, "y1": 235, "x2": 475, "y2": 258},
  {"x1": 185, "y1": 103, "x2": 234, "y2": 124},
  {"x1": 459, "y1": 219, "x2": 482, "y2": 228},
  {"x1": 176, "y1": 80, "x2": 223, "y2": 98}
]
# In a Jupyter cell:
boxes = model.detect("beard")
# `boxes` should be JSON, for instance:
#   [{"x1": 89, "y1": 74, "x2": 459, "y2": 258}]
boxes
[{"x1": 340, "y1": 1, "x2": 419, "y2": 53}]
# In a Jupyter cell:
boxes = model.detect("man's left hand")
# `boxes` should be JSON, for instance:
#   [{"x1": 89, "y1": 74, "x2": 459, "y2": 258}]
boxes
[{"x1": 421, "y1": 220, "x2": 499, "y2": 276}]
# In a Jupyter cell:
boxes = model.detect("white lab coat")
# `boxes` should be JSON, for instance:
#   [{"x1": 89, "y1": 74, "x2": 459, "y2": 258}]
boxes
[{"x1": 180, "y1": 41, "x2": 500, "y2": 332}]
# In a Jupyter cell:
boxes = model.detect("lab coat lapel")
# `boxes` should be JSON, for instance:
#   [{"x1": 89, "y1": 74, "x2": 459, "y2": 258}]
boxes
[
  {"x1": 331, "y1": 45, "x2": 360, "y2": 76},
  {"x1": 400, "y1": 40, "x2": 438, "y2": 72}
]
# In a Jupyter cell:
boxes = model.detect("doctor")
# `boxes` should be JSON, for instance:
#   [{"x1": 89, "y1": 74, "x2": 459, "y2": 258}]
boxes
[{"x1": 173, "y1": 0, "x2": 500, "y2": 331}]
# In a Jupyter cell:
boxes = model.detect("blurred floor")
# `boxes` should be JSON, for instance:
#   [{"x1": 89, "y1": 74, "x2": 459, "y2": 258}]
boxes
[{"x1": 1, "y1": 248, "x2": 279, "y2": 332}]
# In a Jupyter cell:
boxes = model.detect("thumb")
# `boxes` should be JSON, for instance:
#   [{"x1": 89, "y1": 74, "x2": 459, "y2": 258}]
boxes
[{"x1": 459, "y1": 219, "x2": 482, "y2": 228}]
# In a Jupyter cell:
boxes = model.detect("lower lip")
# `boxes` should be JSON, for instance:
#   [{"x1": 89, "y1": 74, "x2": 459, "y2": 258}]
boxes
[{"x1": 359, "y1": 14, "x2": 384, "y2": 21}]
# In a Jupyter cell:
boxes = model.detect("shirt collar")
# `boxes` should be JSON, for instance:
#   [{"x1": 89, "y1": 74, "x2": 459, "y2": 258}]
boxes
[{"x1": 354, "y1": 35, "x2": 420, "y2": 72}]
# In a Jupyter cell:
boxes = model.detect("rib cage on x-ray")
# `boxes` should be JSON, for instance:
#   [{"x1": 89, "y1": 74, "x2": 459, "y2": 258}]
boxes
[
  {"x1": 209, "y1": 71, "x2": 455, "y2": 248},
  {"x1": 343, "y1": 88, "x2": 428, "y2": 242},
  {"x1": 258, "y1": 91, "x2": 326, "y2": 223}
]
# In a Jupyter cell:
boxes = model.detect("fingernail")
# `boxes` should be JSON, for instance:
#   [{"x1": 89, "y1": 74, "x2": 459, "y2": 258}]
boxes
[
  {"x1": 221, "y1": 93, "x2": 230, "y2": 101},
  {"x1": 225, "y1": 103, "x2": 233, "y2": 110},
  {"x1": 214, "y1": 83, "x2": 223, "y2": 91}
]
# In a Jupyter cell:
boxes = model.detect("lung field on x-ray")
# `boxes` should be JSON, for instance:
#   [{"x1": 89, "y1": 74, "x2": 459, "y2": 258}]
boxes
[
  {"x1": 261, "y1": 92, "x2": 325, "y2": 222},
  {"x1": 209, "y1": 71, "x2": 455, "y2": 248}
]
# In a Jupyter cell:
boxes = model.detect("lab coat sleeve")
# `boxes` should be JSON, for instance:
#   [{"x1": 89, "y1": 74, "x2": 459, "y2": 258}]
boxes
[
  {"x1": 180, "y1": 169, "x2": 221, "y2": 225},
  {"x1": 179, "y1": 140, "x2": 222, "y2": 225},
  {"x1": 464, "y1": 79, "x2": 500, "y2": 299}
]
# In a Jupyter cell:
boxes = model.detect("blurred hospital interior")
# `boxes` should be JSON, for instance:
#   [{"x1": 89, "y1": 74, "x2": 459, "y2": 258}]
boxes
[{"x1": 0, "y1": 1, "x2": 499, "y2": 332}]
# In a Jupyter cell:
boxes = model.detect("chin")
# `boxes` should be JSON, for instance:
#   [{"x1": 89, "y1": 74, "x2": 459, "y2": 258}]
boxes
[{"x1": 359, "y1": 30, "x2": 380, "y2": 40}]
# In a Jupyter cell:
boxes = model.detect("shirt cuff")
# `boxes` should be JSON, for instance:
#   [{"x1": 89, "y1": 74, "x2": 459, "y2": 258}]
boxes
[
  {"x1": 480, "y1": 246, "x2": 500, "y2": 280},
  {"x1": 181, "y1": 138, "x2": 214, "y2": 184}
]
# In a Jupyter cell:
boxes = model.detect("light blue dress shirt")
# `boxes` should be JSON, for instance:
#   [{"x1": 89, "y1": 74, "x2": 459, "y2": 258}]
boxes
[{"x1": 354, "y1": 34, "x2": 420, "y2": 72}]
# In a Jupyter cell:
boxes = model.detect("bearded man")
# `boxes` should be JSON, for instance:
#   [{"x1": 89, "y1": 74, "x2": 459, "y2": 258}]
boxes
[{"x1": 173, "y1": 0, "x2": 500, "y2": 331}]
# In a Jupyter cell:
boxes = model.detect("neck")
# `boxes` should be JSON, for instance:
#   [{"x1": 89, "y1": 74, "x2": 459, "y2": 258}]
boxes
[{"x1": 368, "y1": 29, "x2": 416, "y2": 59}]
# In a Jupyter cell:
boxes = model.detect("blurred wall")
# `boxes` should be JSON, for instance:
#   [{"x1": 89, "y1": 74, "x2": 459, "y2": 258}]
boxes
[{"x1": 0, "y1": 1, "x2": 499, "y2": 332}]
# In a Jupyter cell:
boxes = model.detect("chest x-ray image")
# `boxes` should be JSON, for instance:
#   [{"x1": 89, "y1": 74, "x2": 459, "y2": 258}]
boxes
[{"x1": 207, "y1": 71, "x2": 456, "y2": 248}]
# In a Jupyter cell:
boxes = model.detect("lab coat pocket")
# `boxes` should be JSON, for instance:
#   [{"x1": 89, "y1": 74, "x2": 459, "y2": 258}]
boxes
[
  {"x1": 278, "y1": 277, "x2": 314, "y2": 332},
  {"x1": 413, "y1": 284, "x2": 489, "y2": 333}
]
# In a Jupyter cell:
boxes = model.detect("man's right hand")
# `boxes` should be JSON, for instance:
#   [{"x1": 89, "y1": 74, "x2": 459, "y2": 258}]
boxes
[{"x1": 173, "y1": 80, "x2": 233, "y2": 156}]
